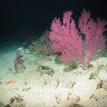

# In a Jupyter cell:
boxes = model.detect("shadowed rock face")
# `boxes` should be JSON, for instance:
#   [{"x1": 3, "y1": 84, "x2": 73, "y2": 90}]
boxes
[
  {"x1": 4, "y1": 104, "x2": 11, "y2": 107},
  {"x1": 67, "y1": 103, "x2": 84, "y2": 107},
  {"x1": 0, "y1": 102, "x2": 5, "y2": 107}
]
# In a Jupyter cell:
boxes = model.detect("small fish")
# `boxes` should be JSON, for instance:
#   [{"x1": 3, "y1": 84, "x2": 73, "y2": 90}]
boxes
[{"x1": 5, "y1": 80, "x2": 16, "y2": 85}]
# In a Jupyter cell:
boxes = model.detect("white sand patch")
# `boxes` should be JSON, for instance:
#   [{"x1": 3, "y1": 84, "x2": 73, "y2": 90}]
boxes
[{"x1": 0, "y1": 44, "x2": 107, "y2": 107}]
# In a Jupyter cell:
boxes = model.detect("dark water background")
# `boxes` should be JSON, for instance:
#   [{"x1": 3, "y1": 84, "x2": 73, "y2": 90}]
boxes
[{"x1": 0, "y1": 0, "x2": 107, "y2": 45}]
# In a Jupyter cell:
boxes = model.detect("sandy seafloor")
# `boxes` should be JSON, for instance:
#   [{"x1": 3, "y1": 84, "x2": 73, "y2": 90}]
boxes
[{"x1": 0, "y1": 42, "x2": 107, "y2": 107}]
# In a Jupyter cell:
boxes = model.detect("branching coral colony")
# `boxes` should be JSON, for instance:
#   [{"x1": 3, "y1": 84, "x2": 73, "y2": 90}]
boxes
[{"x1": 49, "y1": 9, "x2": 107, "y2": 66}]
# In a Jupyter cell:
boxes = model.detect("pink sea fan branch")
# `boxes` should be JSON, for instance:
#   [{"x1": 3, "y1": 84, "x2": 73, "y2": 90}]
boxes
[
  {"x1": 49, "y1": 11, "x2": 83, "y2": 63},
  {"x1": 79, "y1": 9, "x2": 106, "y2": 64}
]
